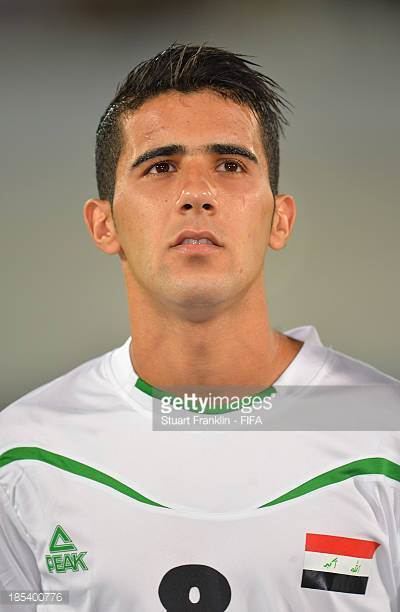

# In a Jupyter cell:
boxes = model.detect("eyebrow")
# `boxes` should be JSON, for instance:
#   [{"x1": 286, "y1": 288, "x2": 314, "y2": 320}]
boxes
[
  {"x1": 206, "y1": 144, "x2": 258, "y2": 164},
  {"x1": 130, "y1": 143, "x2": 258, "y2": 169}
]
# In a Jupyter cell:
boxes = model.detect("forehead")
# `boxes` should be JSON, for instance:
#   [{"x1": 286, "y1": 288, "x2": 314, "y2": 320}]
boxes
[{"x1": 119, "y1": 90, "x2": 265, "y2": 162}]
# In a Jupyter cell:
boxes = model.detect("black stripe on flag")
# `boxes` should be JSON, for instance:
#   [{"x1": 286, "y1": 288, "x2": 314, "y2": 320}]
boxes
[{"x1": 301, "y1": 569, "x2": 368, "y2": 595}]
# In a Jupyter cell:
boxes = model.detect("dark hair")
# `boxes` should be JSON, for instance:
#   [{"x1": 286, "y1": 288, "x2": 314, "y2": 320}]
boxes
[{"x1": 95, "y1": 43, "x2": 291, "y2": 204}]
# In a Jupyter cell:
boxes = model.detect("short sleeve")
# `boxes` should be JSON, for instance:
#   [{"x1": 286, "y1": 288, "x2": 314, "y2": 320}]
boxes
[{"x1": 0, "y1": 481, "x2": 41, "y2": 611}]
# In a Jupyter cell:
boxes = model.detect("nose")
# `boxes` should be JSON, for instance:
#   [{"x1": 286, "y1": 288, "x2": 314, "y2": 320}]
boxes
[{"x1": 175, "y1": 175, "x2": 217, "y2": 215}]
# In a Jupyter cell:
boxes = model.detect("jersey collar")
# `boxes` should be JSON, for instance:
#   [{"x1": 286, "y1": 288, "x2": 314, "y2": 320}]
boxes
[{"x1": 107, "y1": 325, "x2": 330, "y2": 414}]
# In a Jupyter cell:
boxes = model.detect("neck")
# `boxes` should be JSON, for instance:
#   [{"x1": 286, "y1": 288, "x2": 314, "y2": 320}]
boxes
[{"x1": 124, "y1": 277, "x2": 303, "y2": 394}]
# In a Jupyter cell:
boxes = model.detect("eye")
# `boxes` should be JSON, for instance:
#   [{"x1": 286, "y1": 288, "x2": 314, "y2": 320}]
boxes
[
  {"x1": 147, "y1": 161, "x2": 176, "y2": 174},
  {"x1": 216, "y1": 160, "x2": 245, "y2": 173}
]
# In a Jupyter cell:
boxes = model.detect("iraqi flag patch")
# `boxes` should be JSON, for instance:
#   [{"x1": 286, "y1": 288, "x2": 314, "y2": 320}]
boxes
[{"x1": 301, "y1": 533, "x2": 380, "y2": 595}]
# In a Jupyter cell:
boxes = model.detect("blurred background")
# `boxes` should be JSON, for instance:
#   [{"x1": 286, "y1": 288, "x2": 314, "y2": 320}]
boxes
[{"x1": 1, "y1": 0, "x2": 399, "y2": 408}]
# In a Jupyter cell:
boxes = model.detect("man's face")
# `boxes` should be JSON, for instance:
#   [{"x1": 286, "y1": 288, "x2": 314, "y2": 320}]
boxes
[{"x1": 110, "y1": 90, "x2": 283, "y2": 316}]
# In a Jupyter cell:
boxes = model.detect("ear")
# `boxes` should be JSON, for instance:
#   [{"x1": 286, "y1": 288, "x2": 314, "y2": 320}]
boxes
[
  {"x1": 268, "y1": 193, "x2": 297, "y2": 250},
  {"x1": 83, "y1": 198, "x2": 121, "y2": 255}
]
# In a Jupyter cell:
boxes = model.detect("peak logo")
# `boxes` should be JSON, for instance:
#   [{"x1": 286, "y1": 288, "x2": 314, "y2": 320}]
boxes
[{"x1": 45, "y1": 524, "x2": 88, "y2": 574}]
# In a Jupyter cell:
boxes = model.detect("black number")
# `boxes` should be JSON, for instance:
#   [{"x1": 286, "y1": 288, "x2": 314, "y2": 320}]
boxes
[{"x1": 159, "y1": 564, "x2": 231, "y2": 611}]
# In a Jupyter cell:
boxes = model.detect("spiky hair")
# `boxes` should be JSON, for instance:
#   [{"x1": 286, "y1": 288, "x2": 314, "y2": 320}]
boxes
[{"x1": 95, "y1": 43, "x2": 291, "y2": 203}]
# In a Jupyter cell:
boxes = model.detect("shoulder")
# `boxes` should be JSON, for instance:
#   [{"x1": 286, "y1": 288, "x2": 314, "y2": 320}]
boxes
[
  {"x1": 283, "y1": 325, "x2": 399, "y2": 388},
  {"x1": 319, "y1": 346, "x2": 400, "y2": 452},
  {"x1": 325, "y1": 345, "x2": 400, "y2": 386},
  {"x1": 0, "y1": 344, "x2": 116, "y2": 452}
]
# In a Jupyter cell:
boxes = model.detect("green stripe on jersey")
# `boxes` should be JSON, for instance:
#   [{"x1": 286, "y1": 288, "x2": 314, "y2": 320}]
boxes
[
  {"x1": 0, "y1": 446, "x2": 168, "y2": 508},
  {"x1": 1, "y1": 449, "x2": 400, "y2": 511},
  {"x1": 259, "y1": 457, "x2": 400, "y2": 508}
]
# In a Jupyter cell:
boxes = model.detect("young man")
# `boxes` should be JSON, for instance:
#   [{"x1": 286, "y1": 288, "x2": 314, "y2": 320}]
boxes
[{"x1": 0, "y1": 44, "x2": 399, "y2": 611}]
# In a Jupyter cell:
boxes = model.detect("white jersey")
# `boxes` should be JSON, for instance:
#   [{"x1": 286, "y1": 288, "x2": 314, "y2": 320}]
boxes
[{"x1": 1, "y1": 325, "x2": 400, "y2": 611}]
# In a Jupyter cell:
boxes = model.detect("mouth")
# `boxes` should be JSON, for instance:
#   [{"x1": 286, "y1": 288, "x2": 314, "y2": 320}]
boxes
[
  {"x1": 171, "y1": 230, "x2": 222, "y2": 249},
  {"x1": 172, "y1": 242, "x2": 221, "y2": 255}
]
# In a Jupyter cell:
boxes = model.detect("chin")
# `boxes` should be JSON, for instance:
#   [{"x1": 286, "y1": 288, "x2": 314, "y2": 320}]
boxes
[{"x1": 163, "y1": 283, "x2": 236, "y2": 320}]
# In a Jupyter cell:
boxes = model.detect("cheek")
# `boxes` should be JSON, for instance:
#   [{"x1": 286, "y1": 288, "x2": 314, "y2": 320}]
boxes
[
  {"x1": 116, "y1": 197, "x2": 168, "y2": 257},
  {"x1": 235, "y1": 191, "x2": 272, "y2": 235},
  {"x1": 237, "y1": 203, "x2": 272, "y2": 262}
]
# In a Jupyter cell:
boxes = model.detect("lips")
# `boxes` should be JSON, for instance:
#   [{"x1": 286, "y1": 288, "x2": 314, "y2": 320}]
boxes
[{"x1": 171, "y1": 230, "x2": 222, "y2": 248}]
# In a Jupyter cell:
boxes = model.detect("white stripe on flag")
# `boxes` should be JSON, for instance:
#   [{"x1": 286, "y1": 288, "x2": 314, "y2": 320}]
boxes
[{"x1": 303, "y1": 551, "x2": 372, "y2": 577}]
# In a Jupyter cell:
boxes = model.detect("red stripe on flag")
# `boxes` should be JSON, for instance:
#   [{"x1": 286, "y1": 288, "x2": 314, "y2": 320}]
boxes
[{"x1": 305, "y1": 533, "x2": 380, "y2": 558}]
